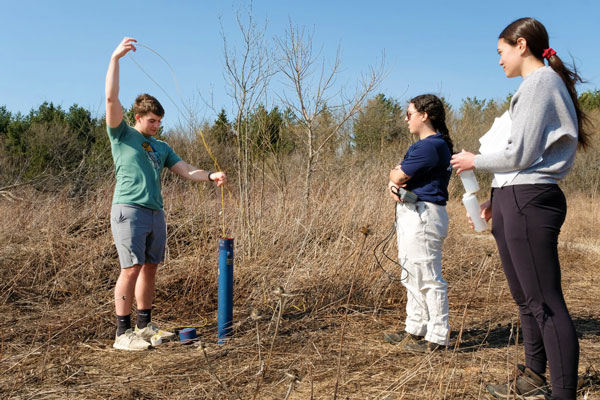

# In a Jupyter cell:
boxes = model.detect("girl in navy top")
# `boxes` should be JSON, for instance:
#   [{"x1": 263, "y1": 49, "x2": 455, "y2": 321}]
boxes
[{"x1": 383, "y1": 94, "x2": 453, "y2": 353}]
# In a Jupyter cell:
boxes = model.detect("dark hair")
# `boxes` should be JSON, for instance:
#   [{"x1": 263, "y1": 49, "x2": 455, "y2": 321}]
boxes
[
  {"x1": 133, "y1": 93, "x2": 165, "y2": 117},
  {"x1": 410, "y1": 94, "x2": 454, "y2": 154},
  {"x1": 499, "y1": 17, "x2": 590, "y2": 149}
]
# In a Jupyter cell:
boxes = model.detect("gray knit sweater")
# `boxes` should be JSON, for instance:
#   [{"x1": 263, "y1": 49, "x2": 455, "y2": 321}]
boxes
[{"x1": 474, "y1": 66, "x2": 578, "y2": 186}]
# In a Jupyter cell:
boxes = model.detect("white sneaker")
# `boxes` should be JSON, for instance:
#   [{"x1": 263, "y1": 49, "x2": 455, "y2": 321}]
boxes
[
  {"x1": 135, "y1": 322, "x2": 176, "y2": 342},
  {"x1": 113, "y1": 329, "x2": 152, "y2": 351}
]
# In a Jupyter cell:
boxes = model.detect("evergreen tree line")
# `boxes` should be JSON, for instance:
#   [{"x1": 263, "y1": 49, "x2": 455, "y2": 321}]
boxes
[{"x1": 1, "y1": 89, "x2": 598, "y2": 193}]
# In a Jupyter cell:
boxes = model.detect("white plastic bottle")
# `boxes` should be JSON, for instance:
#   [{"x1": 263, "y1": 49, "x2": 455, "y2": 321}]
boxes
[
  {"x1": 459, "y1": 169, "x2": 479, "y2": 194},
  {"x1": 462, "y1": 193, "x2": 488, "y2": 232}
]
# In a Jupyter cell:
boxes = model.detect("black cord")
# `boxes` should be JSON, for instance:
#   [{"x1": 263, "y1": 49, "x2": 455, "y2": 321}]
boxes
[{"x1": 373, "y1": 202, "x2": 408, "y2": 282}]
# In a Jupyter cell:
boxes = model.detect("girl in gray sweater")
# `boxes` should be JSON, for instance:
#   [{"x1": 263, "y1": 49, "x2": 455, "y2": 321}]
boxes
[{"x1": 451, "y1": 17, "x2": 591, "y2": 400}]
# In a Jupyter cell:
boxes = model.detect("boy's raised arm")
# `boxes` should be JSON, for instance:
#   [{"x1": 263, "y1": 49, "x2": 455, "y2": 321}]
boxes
[{"x1": 105, "y1": 37, "x2": 137, "y2": 128}]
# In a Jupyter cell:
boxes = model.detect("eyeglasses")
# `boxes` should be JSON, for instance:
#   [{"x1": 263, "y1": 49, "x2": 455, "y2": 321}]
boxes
[{"x1": 406, "y1": 110, "x2": 420, "y2": 120}]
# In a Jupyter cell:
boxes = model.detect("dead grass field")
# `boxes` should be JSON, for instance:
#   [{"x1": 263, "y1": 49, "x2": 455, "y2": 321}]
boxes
[{"x1": 1, "y1": 162, "x2": 599, "y2": 400}]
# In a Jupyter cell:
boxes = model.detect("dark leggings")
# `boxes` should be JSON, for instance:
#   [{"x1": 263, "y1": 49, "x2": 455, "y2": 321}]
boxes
[{"x1": 491, "y1": 184, "x2": 579, "y2": 400}]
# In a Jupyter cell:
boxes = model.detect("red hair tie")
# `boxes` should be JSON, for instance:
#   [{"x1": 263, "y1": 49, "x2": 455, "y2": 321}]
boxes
[{"x1": 542, "y1": 48, "x2": 556, "y2": 59}]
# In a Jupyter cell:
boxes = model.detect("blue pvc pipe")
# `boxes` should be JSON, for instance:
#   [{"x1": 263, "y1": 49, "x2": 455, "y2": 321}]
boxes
[{"x1": 217, "y1": 237, "x2": 234, "y2": 344}]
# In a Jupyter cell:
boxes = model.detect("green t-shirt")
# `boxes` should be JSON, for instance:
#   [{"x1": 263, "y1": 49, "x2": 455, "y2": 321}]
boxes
[{"x1": 107, "y1": 120, "x2": 182, "y2": 210}]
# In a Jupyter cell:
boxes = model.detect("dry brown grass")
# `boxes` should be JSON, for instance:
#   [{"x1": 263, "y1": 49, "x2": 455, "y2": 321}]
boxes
[{"x1": 1, "y1": 153, "x2": 599, "y2": 400}]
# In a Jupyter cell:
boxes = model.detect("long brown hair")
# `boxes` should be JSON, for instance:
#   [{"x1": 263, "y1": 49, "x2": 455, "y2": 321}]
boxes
[
  {"x1": 499, "y1": 17, "x2": 591, "y2": 149},
  {"x1": 410, "y1": 94, "x2": 454, "y2": 154}
]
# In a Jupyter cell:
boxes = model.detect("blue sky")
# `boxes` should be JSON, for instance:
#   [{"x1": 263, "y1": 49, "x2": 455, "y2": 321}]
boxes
[{"x1": 1, "y1": 0, "x2": 599, "y2": 129}]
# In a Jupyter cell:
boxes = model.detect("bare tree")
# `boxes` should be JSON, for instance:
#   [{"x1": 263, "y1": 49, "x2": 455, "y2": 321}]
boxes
[
  {"x1": 274, "y1": 21, "x2": 385, "y2": 214},
  {"x1": 220, "y1": 7, "x2": 275, "y2": 255}
]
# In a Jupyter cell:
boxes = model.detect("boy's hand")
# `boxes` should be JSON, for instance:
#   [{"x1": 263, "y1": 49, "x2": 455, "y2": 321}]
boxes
[
  {"x1": 112, "y1": 37, "x2": 137, "y2": 60},
  {"x1": 210, "y1": 171, "x2": 227, "y2": 187}
]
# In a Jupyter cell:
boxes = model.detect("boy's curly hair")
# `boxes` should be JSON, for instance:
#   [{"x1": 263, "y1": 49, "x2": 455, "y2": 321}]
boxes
[{"x1": 133, "y1": 93, "x2": 164, "y2": 117}]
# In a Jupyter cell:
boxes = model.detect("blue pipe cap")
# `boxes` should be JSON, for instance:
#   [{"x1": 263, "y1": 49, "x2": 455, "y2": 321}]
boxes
[{"x1": 179, "y1": 328, "x2": 200, "y2": 344}]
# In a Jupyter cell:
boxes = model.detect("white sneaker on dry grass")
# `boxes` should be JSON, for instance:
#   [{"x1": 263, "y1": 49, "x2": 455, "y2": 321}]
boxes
[
  {"x1": 113, "y1": 329, "x2": 151, "y2": 351},
  {"x1": 135, "y1": 322, "x2": 176, "y2": 342}
]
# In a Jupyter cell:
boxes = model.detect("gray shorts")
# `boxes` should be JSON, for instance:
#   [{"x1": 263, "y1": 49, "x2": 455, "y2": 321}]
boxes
[{"x1": 110, "y1": 204, "x2": 166, "y2": 269}]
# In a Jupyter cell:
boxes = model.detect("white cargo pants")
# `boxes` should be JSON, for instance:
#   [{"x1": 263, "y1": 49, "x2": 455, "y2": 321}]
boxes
[{"x1": 396, "y1": 201, "x2": 450, "y2": 345}]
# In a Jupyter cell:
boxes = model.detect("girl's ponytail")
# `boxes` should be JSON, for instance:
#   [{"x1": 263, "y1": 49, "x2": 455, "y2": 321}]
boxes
[
  {"x1": 436, "y1": 120, "x2": 454, "y2": 155},
  {"x1": 546, "y1": 52, "x2": 590, "y2": 149}
]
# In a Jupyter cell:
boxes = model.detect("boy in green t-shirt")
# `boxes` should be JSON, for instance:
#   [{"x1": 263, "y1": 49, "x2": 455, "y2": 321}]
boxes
[{"x1": 106, "y1": 37, "x2": 227, "y2": 350}]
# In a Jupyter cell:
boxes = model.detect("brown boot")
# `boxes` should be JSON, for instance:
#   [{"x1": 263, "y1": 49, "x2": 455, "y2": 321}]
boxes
[
  {"x1": 486, "y1": 364, "x2": 549, "y2": 399},
  {"x1": 403, "y1": 339, "x2": 443, "y2": 353},
  {"x1": 383, "y1": 331, "x2": 422, "y2": 346}
]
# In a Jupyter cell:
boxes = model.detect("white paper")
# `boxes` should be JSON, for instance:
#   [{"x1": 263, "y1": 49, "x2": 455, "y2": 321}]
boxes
[
  {"x1": 478, "y1": 111, "x2": 542, "y2": 187},
  {"x1": 479, "y1": 111, "x2": 511, "y2": 154}
]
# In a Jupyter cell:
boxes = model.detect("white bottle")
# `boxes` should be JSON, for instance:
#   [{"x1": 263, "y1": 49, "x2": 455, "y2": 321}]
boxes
[
  {"x1": 459, "y1": 169, "x2": 479, "y2": 194},
  {"x1": 462, "y1": 193, "x2": 488, "y2": 232}
]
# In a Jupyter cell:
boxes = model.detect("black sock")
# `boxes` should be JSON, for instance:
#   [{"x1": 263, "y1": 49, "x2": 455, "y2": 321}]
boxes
[
  {"x1": 116, "y1": 314, "x2": 131, "y2": 336},
  {"x1": 136, "y1": 309, "x2": 152, "y2": 329}
]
